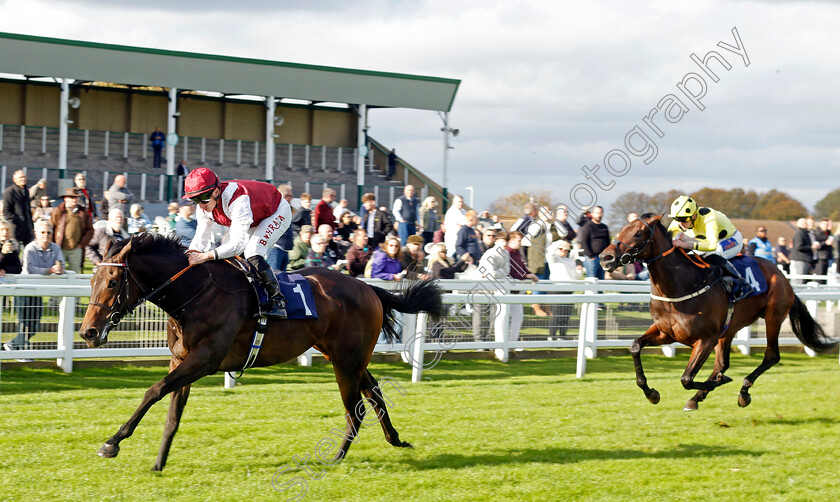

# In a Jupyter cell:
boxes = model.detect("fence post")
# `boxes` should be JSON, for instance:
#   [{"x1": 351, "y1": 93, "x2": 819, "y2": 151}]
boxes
[
  {"x1": 337, "y1": 147, "x2": 343, "y2": 172},
  {"x1": 584, "y1": 278, "x2": 598, "y2": 359},
  {"x1": 305, "y1": 145, "x2": 310, "y2": 171},
  {"x1": 84, "y1": 130, "x2": 89, "y2": 157},
  {"x1": 494, "y1": 303, "x2": 510, "y2": 363},
  {"x1": 140, "y1": 173, "x2": 147, "y2": 201},
  {"x1": 736, "y1": 326, "x2": 751, "y2": 356},
  {"x1": 159, "y1": 175, "x2": 165, "y2": 201},
  {"x1": 224, "y1": 372, "x2": 236, "y2": 389},
  {"x1": 56, "y1": 294, "x2": 77, "y2": 373},
  {"x1": 297, "y1": 351, "x2": 313, "y2": 366},
  {"x1": 576, "y1": 300, "x2": 589, "y2": 378},
  {"x1": 410, "y1": 313, "x2": 427, "y2": 383}
]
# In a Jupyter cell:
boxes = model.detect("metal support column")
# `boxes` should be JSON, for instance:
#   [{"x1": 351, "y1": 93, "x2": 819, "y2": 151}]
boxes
[{"x1": 265, "y1": 96, "x2": 275, "y2": 182}]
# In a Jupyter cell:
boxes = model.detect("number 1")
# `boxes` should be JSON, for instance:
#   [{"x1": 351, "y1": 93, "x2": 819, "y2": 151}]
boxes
[{"x1": 292, "y1": 284, "x2": 312, "y2": 316}]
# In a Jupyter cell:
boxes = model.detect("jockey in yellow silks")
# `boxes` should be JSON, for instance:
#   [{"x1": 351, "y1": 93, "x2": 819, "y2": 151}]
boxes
[{"x1": 667, "y1": 195, "x2": 751, "y2": 302}]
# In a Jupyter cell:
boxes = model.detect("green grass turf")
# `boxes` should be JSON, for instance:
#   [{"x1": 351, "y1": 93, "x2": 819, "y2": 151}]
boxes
[{"x1": 1, "y1": 354, "x2": 839, "y2": 501}]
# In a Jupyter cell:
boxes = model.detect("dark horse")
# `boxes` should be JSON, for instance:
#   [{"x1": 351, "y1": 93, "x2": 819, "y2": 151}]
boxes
[
  {"x1": 600, "y1": 214, "x2": 836, "y2": 411},
  {"x1": 79, "y1": 232, "x2": 443, "y2": 471}
]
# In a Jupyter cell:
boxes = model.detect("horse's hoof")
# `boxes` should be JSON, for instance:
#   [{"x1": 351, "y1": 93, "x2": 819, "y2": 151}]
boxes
[
  {"x1": 720, "y1": 375, "x2": 733, "y2": 384},
  {"x1": 738, "y1": 393, "x2": 752, "y2": 408},
  {"x1": 684, "y1": 401, "x2": 699, "y2": 411},
  {"x1": 397, "y1": 441, "x2": 413, "y2": 448},
  {"x1": 98, "y1": 443, "x2": 120, "y2": 458},
  {"x1": 647, "y1": 389, "x2": 660, "y2": 405}
]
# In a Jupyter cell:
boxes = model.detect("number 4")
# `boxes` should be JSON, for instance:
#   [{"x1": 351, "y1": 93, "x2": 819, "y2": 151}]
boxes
[{"x1": 744, "y1": 266, "x2": 761, "y2": 291}]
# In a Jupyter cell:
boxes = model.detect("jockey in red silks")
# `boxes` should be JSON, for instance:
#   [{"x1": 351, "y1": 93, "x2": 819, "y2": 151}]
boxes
[{"x1": 184, "y1": 167, "x2": 292, "y2": 318}]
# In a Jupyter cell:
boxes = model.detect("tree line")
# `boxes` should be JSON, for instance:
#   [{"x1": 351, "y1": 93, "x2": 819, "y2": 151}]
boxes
[{"x1": 489, "y1": 187, "x2": 840, "y2": 229}]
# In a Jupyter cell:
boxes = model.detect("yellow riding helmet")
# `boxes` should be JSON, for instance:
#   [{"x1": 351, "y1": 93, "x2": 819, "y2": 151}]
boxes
[{"x1": 669, "y1": 195, "x2": 698, "y2": 219}]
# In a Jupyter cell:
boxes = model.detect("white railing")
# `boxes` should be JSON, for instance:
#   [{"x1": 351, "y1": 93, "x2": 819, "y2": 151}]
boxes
[{"x1": 1, "y1": 276, "x2": 839, "y2": 380}]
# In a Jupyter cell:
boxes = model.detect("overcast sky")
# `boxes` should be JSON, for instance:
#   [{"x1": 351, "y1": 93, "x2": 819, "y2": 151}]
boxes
[{"x1": 1, "y1": 0, "x2": 838, "y2": 213}]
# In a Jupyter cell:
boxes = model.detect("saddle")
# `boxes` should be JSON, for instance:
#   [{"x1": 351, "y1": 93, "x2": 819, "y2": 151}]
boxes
[{"x1": 225, "y1": 257, "x2": 318, "y2": 320}]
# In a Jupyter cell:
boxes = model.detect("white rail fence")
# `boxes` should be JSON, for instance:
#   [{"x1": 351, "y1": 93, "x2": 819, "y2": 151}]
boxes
[{"x1": 1, "y1": 276, "x2": 839, "y2": 381}]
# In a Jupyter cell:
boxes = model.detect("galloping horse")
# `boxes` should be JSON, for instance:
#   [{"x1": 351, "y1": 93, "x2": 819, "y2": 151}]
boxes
[
  {"x1": 600, "y1": 214, "x2": 836, "y2": 411},
  {"x1": 79, "y1": 232, "x2": 443, "y2": 471}
]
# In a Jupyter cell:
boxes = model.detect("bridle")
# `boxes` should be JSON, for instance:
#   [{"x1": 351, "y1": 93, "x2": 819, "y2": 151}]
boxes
[
  {"x1": 610, "y1": 218, "x2": 658, "y2": 265},
  {"x1": 90, "y1": 260, "x2": 195, "y2": 342}
]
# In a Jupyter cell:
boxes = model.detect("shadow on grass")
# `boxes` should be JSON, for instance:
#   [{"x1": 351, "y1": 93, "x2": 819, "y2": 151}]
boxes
[{"x1": 404, "y1": 443, "x2": 766, "y2": 470}]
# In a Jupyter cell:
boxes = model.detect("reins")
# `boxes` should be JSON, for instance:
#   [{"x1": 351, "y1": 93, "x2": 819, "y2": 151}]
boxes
[{"x1": 93, "y1": 261, "x2": 198, "y2": 330}]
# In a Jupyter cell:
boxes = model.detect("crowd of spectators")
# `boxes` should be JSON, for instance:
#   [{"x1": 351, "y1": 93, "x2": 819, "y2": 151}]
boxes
[{"x1": 4, "y1": 170, "x2": 840, "y2": 357}]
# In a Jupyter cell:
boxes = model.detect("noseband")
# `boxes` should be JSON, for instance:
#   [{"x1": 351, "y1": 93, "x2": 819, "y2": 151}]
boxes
[
  {"x1": 89, "y1": 262, "x2": 136, "y2": 332},
  {"x1": 610, "y1": 218, "x2": 657, "y2": 265},
  {"x1": 90, "y1": 261, "x2": 195, "y2": 338}
]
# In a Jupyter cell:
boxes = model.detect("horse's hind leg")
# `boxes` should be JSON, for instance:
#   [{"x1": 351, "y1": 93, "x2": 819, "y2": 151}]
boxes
[
  {"x1": 361, "y1": 370, "x2": 412, "y2": 448},
  {"x1": 738, "y1": 314, "x2": 783, "y2": 407},
  {"x1": 329, "y1": 364, "x2": 367, "y2": 463},
  {"x1": 686, "y1": 338, "x2": 734, "y2": 411},
  {"x1": 631, "y1": 325, "x2": 675, "y2": 405}
]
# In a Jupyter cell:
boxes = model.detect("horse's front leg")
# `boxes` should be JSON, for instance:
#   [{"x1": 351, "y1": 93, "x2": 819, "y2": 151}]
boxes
[
  {"x1": 98, "y1": 345, "x2": 219, "y2": 460},
  {"x1": 152, "y1": 354, "x2": 192, "y2": 471},
  {"x1": 685, "y1": 338, "x2": 734, "y2": 411},
  {"x1": 631, "y1": 325, "x2": 675, "y2": 405},
  {"x1": 678, "y1": 337, "x2": 718, "y2": 411}
]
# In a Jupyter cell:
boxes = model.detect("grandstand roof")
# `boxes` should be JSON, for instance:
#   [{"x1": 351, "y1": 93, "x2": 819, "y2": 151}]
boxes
[{"x1": 0, "y1": 32, "x2": 460, "y2": 112}]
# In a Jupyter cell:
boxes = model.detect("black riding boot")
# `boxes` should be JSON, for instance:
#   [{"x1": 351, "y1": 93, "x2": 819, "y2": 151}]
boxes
[
  {"x1": 703, "y1": 254, "x2": 752, "y2": 302},
  {"x1": 721, "y1": 260, "x2": 753, "y2": 302},
  {"x1": 247, "y1": 255, "x2": 288, "y2": 318}
]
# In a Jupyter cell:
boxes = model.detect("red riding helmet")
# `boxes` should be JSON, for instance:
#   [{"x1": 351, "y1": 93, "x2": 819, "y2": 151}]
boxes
[{"x1": 183, "y1": 167, "x2": 220, "y2": 199}]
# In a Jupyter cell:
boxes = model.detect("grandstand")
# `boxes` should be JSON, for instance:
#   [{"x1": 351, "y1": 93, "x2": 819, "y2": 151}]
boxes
[{"x1": 0, "y1": 32, "x2": 458, "y2": 211}]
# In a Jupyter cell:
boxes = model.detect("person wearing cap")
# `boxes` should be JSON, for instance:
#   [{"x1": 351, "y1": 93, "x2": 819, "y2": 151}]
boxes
[
  {"x1": 546, "y1": 239, "x2": 582, "y2": 339},
  {"x1": 49, "y1": 187, "x2": 93, "y2": 273},
  {"x1": 667, "y1": 195, "x2": 751, "y2": 301},
  {"x1": 74, "y1": 172, "x2": 98, "y2": 221},
  {"x1": 399, "y1": 234, "x2": 430, "y2": 280},
  {"x1": 183, "y1": 167, "x2": 292, "y2": 318},
  {"x1": 29, "y1": 178, "x2": 48, "y2": 209},
  {"x1": 287, "y1": 225, "x2": 313, "y2": 271}
]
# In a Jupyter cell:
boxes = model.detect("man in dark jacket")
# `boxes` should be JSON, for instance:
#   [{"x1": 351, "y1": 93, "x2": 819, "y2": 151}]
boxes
[
  {"x1": 361, "y1": 192, "x2": 393, "y2": 248},
  {"x1": 3, "y1": 169, "x2": 35, "y2": 246},
  {"x1": 577, "y1": 205, "x2": 610, "y2": 280},
  {"x1": 455, "y1": 210, "x2": 482, "y2": 264},
  {"x1": 790, "y1": 217, "x2": 815, "y2": 285},
  {"x1": 346, "y1": 229, "x2": 374, "y2": 277}
]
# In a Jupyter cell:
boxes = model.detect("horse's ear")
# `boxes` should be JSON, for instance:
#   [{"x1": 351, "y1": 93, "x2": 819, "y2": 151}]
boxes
[
  {"x1": 112, "y1": 238, "x2": 133, "y2": 262},
  {"x1": 652, "y1": 213, "x2": 665, "y2": 224}
]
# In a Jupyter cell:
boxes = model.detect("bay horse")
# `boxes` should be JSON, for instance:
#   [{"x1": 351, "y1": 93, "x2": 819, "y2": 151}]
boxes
[
  {"x1": 78, "y1": 232, "x2": 443, "y2": 471},
  {"x1": 599, "y1": 214, "x2": 836, "y2": 411}
]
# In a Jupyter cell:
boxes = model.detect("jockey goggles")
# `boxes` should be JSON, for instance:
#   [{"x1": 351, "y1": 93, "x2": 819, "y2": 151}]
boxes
[
  {"x1": 674, "y1": 216, "x2": 692, "y2": 223},
  {"x1": 190, "y1": 190, "x2": 214, "y2": 205}
]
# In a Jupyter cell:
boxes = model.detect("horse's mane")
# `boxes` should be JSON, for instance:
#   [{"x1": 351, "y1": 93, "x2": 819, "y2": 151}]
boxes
[
  {"x1": 640, "y1": 212, "x2": 672, "y2": 245},
  {"x1": 105, "y1": 232, "x2": 186, "y2": 260}
]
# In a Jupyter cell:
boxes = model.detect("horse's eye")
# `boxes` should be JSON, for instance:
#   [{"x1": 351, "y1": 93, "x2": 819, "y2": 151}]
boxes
[
  {"x1": 634, "y1": 231, "x2": 642, "y2": 239},
  {"x1": 108, "y1": 279, "x2": 117, "y2": 289}
]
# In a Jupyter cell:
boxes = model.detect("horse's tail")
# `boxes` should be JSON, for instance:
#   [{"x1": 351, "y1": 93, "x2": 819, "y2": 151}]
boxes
[
  {"x1": 789, "y1": 296, "x2": 838, "y2": 352},
  {"x1": 370, "y1": 279, "x2": 445, "y2": 343}
]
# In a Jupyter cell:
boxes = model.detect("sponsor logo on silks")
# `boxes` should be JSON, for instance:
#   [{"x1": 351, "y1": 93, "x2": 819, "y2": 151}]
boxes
[
  {"x1": 259, "y1": 216, "x2": 287, "y2": 245},
  {"x1": 720, "y1": 237, "x2": 738, "y2": 251}
]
